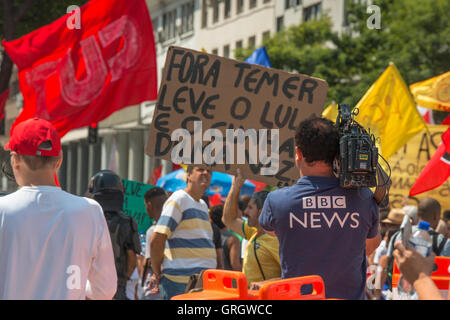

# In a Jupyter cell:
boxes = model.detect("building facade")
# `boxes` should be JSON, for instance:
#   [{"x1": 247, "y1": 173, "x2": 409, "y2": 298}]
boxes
[{"x1": 0, "y1": 0, "x2": 347, "y2": 194}]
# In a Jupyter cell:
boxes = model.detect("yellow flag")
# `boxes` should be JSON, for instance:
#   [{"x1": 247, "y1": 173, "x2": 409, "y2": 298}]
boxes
[
  {"x1": 322, "y1": 103, "x2": 338, "y2": 122},
  {"x1": 410, "y1": 71, "x2": 450, "y2": 112},
  {"x1": 354, "y1": 63, "x2": 426, "y2": 160}
]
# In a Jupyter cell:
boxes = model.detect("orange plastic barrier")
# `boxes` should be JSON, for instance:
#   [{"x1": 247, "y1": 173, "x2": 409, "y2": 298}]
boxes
[
  {"x1": 258, "y1": 275, "x2": 325, "y2": 300},
  {"x1": 392, "y1": 256, "x2": 450, "y2": 290},
  {"x1": 171, "y1": 270, "x2": 327, "y2": 300},
  {"x1": 172, "y1": 269, "x2": 255, "y2": 300}
]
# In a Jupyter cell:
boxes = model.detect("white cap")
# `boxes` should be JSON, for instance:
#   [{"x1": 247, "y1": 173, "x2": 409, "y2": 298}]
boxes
[{"x1": 403, "y1": 205, "x2": 418, "y2": 225}]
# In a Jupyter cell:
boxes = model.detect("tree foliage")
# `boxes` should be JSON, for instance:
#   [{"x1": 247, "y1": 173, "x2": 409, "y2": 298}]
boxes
[
  {"x1": 0, "y1": 0, "x2": 89, "y2": 92},
  {"x1": 0, "y1": 0, "x2": 89, "y2": 40},
  {"x1": 236, "y1": 0, "x2": 450, "y2": 108}
]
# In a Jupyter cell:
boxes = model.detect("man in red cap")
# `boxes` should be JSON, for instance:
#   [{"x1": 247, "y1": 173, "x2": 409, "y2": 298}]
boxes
[{"x1": 0, "y1": 118, "x2": 117, "y2": 299}]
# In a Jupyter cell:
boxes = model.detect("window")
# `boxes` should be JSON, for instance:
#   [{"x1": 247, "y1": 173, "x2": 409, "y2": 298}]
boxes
[
  {"x1": 181, "y1": 1, "x2": 194, "y2": 34},
  {"x1": 262, "y1": 30, "x2": 270, "y2": 42},
  {"x1": 237, "y1": 0, "x2": 244, "y2": 14},
  {"x1": 163, "y1": 9, "x2": 177, "y2": 40},
  {"x1": 224, "y1": 0, "x2": 231, "y2": 19},
  {"x1": 235, "y1": 40, "x2": 243, "y2": 49},
  {"x1": 286, "y1": 0, "x2": 301, "y2": 9},
  {"x1": 223, "y1": 44, "x2": 230, "y2": 58},
  {"x1": 212, "y1": 48, "x2": 218, "y2": 55},
  {"x1": 248, "y1": 35, "x2": 256, "y2": 49},
  {"x1": 152, "y1": 18, "x2": 158, "y2": 30},
  {"x1": 263, "y1": 0, "x2": 271, "y2": 3},
  {"x1": 343, "y1": 0, "x2": 349, "y2": 26},
  {"x1": 202, "y1": 0, "x2": 208, "y2": 28},
  {"x1": 213, "y1": 1, "x2": 219, "y2": 23},
  {"x1": 285, "y1": 0, "x2": 291, "y2": 9},
  {"x1": 152, "y1": 18, "x2": 159, "y2": 41},
  {"x1": 276, "y1": 16, "x2": 284, "y2": 32},
  {"x1": 249, "y1": 0, "x2": 257, "y2": 9},
  {"x1": 303, "y1": 2, "x2": 322, "y2": 22}
]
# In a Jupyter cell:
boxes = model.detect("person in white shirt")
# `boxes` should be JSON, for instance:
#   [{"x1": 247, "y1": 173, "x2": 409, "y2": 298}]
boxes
[{"x1": 0, "y1": 118, "x2": 117, "y2": 300}]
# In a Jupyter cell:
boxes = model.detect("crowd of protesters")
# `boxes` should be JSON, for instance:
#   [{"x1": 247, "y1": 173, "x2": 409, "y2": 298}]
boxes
[{"x1": 0, "y1": 117, "x2": 448, "y2": 300}]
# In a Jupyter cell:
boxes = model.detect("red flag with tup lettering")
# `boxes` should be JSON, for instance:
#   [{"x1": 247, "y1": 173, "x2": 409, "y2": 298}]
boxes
[
  {"x1": 2, "y1": 0, "x2": 157, "y2": 137},
  {"x1": 409, "y1": 127, "x2": 450, "y2": 196}
]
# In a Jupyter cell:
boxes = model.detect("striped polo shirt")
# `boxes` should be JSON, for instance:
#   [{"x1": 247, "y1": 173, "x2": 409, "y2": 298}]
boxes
[{"x1": 154, "y1": 190, "x2": 217, "y2": 284}]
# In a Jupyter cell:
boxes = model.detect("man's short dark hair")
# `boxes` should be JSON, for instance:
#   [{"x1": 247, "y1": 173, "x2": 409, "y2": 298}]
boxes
[
  {"x1": 17, "y1": 154, "x2": 60, "y2": 171},
  {"x1": 144, "y1": 187, "x2": 166, "y2": 203},
  {"x1": 238, "y1": 194, "x2": 251, "y2": 211},
  {"x1": 252, "y1": 191, "x2": 269, "y2": 210},
  {"x1": 16, "y1": 140, "x2": 60, "y2": 171},
  {"x1": 186, "y1": 164, "x2": 212, "y2": 173},
  {"x1": 294, "y1": 115, "x2": 339, "y2": 166},
  {"x1": 443, "y1": 210, "x2": 450, "y2": 222},
  {"x1": 418, "y1": 197, "x2": 441, "y2": 221},
  {"x1": 209, "y1": 204, "x2": 225, "y2": 229}
]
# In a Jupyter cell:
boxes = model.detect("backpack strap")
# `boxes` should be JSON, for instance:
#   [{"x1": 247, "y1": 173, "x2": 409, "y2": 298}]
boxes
[
  {"x1": 430, "y1": 230, "x2": 447, "y2": 256},
  {"x1": 432, "y1": 232, "x2": 439, "y2": 254},
  {"x1": 436, "y1": 236, "x2": 448, "y2": 256},
  {"x1": 253, "y1": 239, "x2": 266, "y2": 281}
]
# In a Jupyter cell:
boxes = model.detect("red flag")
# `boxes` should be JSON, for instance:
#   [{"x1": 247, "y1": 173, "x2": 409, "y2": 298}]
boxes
[
  {"x1": 209, "y1": 193, "x2": 223, "y2": 207},
  {"x1": 442, "y1": 114, "x2": 450, "y2": 126},
  {"x1": 409, "y1": 128, "x2": 450, "y2": 196},
  {"x1": 172, "y1": 164, "x2": 182, "y2": 171},
  {"x1": 417, "y1": 106, "x2": 434, "y2": 124},
  {"x1": 2, "y1": 0, "x2": 157, "y2": 137},
  {"x1": 248, "y1": 179, "x2": 267, "y2": 192},
  {"x1": 0, "y1": 89, "x2": 9, "y2": 120},
  {"x1": 151, "y1": 165, "x2": 162, "y2": 186}
]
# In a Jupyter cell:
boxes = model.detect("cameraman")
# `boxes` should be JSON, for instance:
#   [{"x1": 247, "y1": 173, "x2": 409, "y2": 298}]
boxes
[{"x1": 259, "y1": 116, "x2": 380, "y2": 300}]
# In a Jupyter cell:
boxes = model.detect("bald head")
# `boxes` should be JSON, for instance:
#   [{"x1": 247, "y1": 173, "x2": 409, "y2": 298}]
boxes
[{"x1": 418, "y1": 197, "x2": 441, "y2": 229}]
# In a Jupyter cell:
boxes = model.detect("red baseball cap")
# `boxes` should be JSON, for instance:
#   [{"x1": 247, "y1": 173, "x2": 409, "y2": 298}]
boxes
[{"x1": 4, "y1": 118, "x2": 61, "y2": 156}]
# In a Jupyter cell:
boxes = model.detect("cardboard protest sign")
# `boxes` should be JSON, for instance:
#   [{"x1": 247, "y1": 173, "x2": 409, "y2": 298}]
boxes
[
  {"x1": 388, "y1": 125, "x2": 449, "y2": 209},
  {"x1": 146, "y1": 46, "x2": 328, "y2": 187},
  {"x1": 122, "y1": 179, "x2": 154, "y2": 233}
]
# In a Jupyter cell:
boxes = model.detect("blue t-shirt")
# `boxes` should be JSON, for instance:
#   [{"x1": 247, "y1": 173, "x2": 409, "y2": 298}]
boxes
[{"x1": 259, "y1": 176, "x2": 379, "y2": 300}]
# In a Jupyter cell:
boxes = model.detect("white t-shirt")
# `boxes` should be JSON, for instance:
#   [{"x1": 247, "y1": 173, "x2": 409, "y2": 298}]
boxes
[
  {"x1": 0, "y1": 186, "x2": 117, "y2": 300},
  {"x1": 373, "y1": 239, "x2": 387, "y2": 265}
]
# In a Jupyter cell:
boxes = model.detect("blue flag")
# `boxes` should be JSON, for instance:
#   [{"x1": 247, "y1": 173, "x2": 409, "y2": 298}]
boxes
[{"x1": 244, "y1": 46, "x2": 272, "y2": 68}]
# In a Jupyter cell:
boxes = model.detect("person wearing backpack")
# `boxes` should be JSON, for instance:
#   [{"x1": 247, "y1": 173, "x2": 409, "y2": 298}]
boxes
[
  {"x1": 88, "y1": 170, "x2": 141, "y2": 300},
  {"x1": 385, "y1": 197, "x2": 449, "y2": 293}
]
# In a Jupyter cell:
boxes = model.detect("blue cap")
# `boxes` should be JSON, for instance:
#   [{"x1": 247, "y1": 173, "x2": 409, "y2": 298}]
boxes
[{"x1": 418, "y1": 221, "x2": 430, "y2": 231}]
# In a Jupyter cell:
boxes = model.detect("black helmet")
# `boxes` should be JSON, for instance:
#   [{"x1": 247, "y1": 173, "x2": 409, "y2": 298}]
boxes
[{"x1": 88, "y1": 170, "x2": 124, "y2": 194}]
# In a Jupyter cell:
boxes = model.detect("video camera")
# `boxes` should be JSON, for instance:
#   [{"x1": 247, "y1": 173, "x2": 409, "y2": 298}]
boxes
[{"x1": 334, "y1": 104, "x2": 391, "y2": 206}]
